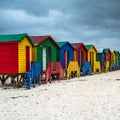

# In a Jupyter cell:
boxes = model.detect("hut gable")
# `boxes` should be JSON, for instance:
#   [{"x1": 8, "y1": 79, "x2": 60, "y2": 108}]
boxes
[
  {"x1": 85, "y1": 45, "x2": 97, "y2": 52},
  {"x1": 57, "y1": 41, "x2": 74, "y2": 50},
  {"x1": 103, "y1": 48, "x2": 111, "y2": 54},
  {"x1": 30, "y1": 35, "x2": 59, "y2": 48},
  {"x1": 71, "y1": 43, "x2": 87, "y2": 51}
]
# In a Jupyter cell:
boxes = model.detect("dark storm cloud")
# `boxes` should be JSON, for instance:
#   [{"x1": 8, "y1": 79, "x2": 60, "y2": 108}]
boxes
[{"x1": 0, "y1": 0, "x2": 120, "y2": 51}]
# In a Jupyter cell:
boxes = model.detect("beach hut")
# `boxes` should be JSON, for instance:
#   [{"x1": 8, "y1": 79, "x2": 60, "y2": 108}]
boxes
[
  {"x1": 30, "y1": 35, "x2": 59, "y2": 71},
  {"x1": 96, "y1": 52, "x2": 105, "y2": 72},
  {"x1": 103, "y1": 48, "x2": 111, "y2": 71},
  {"x1": 0, "y1": 33, "x2": 34, "y2": 86},
  {"x1": 71, "y1": 43, "x2": 91, "y2": 75},
  {"x1": 57, "y1": 41, "x2": 80, "y2": 79},
  {"x1": 71, "y1": 43, "x2": 87, "y2": 67},
  {"x1": 30, "y1": 35, "x2": 63, "y2": 83},
  {"x1": 116, "y1": 51, "x2": 120, "y2": 69},
  {"x1": 57, "y1": 41, "x2": 74, "y2": 69},
  {"x1": 85, "y1": 45, "x2": 101, "y2": 73},
  {"x1": 114, "y1": 51, "x2": 120, "y2": 70},
  {"x1": 110, "y1": 51, "x2": 116, "y2": 71}
]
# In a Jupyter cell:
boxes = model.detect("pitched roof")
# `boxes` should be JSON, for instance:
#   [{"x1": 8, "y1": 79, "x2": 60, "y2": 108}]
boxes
[
  {"x1": 71, "y1": 43, "x2": 80, "y2": 49},
  {"x1": 0, "y1": 33, "x2": 34, "y2": 45},
  {"x1": 85, "y1": 45, "x2": 97, "y2": 52},
  {"x1": 57, "y1": 41, "x2": 68, "y2": 47},
  {"x1": 30, "y1": 35, "x2": 59, "y2": 48},
  {"x1": 85, "y1": 45, "x2": 92, "y2": 50},
  {"x1": 71, "y1": 42, "x2": 87, "y2": 51},
  {"x1": 103, "y1": 48, "x2": 111, "y2": 54},
  {"x1": 57, "y1": 41, "x2": 74, "y2": 50}
]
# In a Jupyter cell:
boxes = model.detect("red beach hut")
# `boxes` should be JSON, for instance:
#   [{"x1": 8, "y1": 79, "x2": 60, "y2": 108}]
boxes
[{"x1": 71, "y1": 43, "x2": 87, "y2": 67}]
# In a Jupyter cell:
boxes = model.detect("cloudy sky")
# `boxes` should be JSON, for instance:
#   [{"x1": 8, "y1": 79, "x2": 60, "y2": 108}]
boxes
[{"x1": 0, "y1": 0, "x2": 120, "y2": 51}]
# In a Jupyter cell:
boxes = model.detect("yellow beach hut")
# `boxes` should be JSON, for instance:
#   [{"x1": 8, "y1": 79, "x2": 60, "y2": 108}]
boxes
[{"x1": 85, "y1": 45, "x2": 101, "y2": 73}]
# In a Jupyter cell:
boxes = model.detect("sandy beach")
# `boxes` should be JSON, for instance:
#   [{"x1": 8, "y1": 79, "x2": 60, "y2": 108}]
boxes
[{"x1": 0, "y1": 71, "x2": 120, "y2": 120}]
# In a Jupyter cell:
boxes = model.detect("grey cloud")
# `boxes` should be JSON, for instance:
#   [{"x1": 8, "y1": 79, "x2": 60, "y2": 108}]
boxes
[{"x1": 0, "y1": 0, "x2": 120, "y2": 51}]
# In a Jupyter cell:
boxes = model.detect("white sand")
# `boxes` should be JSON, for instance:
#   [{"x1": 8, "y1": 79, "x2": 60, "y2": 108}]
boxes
[{"x1": 0, "y1": 71, "x2": 120, "y2": 120}]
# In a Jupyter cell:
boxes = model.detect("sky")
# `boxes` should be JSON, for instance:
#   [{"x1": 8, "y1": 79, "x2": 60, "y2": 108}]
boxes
[{"x1": 0, "y1": 0, "x2": 120, "y2": 51}]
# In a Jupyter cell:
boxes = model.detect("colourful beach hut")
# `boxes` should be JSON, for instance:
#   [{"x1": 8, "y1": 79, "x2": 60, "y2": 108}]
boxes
[
  {"x1": 118, "y1": 51, "x2": 120, "y2": 69},
  {"x1": 57, "y1": 41, "x2": 74, "y2": 69},
  {"x1": 103, "y1": 48, "x2": 111, "y2": 71},
  {"x1": 110, "y1": 51, "x2": 116, "y2": 71},
  {"x1": 0, "y1": 33, "x2": 34, "y2": 85},
  {"x1": 114, "y1": 51, "x2": 120, "y2": 69},
  {"x1": 57, "y1": 41, "x2": 80, "y2": 79},
  {"x1": 71, "y1": 43, "x2": 87, "y2": 67},
  {"x1": 85, "y1": 45, "x2": 101, "y2": 73},
  {"x1": 30, "y1": 35, "x2": 59, "y2": 71},
  {"x1": 71, "y1": 43, "x2": 91, "y2": 75},
  {"x1": 30, "y1": 35, "x2": 63, "y2": 83},
  {"x1": 96, "y1": 52, "x2": 105, "y2": 72}
]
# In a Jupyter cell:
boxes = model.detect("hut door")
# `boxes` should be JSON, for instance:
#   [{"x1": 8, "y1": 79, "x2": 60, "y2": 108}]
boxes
[
  {"x1": 79, "y1": 51, "x2": 84, "y2": 67},
  {"x1": 78, "y1": 51, "x2": 81, "y2": 66},
  {"x1": 81, "y1": 51, "x2": 84, "y2": 67},
  {"x1": 26, "y1": 46, "x2": 30, "y2": 72},
  {"x1": 64, "y1": 51, "x2": 70, "y2": 69},
  {"x1": 112, "y1": 54, "x2": 114, "y2": 62},
  {"x1": 102, "y1": 53, "x2": 105, "y2": 66},
  {"x1": 48, "y1": 47, "x2": 51, "y2": 64},
  {"x1": 43, "y1": 47, "x2": 46, "y2": 70},
  {"x1": 67, "y1": 51, "x2": 70, "y2": 67},
  {"x1": 90, "y1": 52, "x2": 94, "y2": 71},
  {"x1": 64, "y1": 51, "x2": 67, "y2": 69}
]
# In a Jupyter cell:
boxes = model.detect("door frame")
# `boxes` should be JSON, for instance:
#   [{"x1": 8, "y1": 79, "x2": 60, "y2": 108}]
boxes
[
  {"x1": 42, "y1": 47, "x2": 46, "y2": 70},
  {"x1": 26, "y1": 46, "x2": 30, "y2": 72}
]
